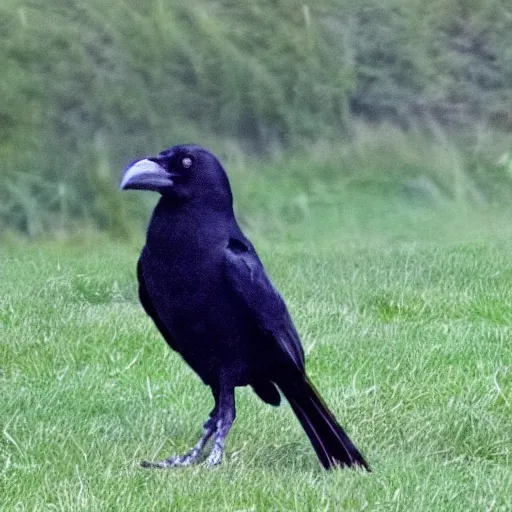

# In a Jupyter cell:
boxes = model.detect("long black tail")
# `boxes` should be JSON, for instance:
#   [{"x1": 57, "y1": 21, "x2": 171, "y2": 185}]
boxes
[{"x1": 280, "y1": 377, "x2": 370, "y2": 471}]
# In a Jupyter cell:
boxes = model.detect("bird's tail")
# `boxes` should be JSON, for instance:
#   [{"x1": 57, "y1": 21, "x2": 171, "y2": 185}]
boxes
[{"x1": 280, "y1": 377, "x2": 370, "y2": 471}]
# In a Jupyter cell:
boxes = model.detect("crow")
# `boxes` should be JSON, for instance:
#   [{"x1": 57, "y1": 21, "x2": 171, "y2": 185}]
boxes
[{"x1": 120, "y1": 144, "x2": 369, "y2": 470}]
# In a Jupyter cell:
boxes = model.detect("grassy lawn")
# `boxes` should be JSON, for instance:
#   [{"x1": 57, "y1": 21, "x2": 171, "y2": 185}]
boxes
[{"x1": 1, "y1": 204, "x2": 511, "y2": 511}]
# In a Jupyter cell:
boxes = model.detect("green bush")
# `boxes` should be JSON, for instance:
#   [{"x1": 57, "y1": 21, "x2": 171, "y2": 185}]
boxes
[{"x1": 0, "y1": 0, "x2": 511, "y2": 236}]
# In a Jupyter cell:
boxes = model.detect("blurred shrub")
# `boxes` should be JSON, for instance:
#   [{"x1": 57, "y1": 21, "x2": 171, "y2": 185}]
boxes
[
  {"x1": 0, "y1": 0, "x2": 511, "y2": 236},
  {"x1": 346, "y1": 0, "x2": 512, "y2": 131}
]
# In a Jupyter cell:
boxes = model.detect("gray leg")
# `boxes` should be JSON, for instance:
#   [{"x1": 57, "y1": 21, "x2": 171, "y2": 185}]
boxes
[
  {"x1": 141, "y1": 386, "x2": 219, "y2": 469},
  {"x1": 204, "y1": 385, "x2": 236, "y2": 467}
]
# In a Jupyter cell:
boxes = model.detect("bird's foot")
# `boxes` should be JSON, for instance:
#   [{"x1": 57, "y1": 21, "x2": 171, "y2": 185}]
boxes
[
  {"x1": 203, "y1": 442, "x2": 224, "y2": 468},
  {"x1": 141, "y1": 420, "x2": 218, "y2": 469},
  {"x1": 141, "y1": 447, "x2": 203, "y2": 469}
]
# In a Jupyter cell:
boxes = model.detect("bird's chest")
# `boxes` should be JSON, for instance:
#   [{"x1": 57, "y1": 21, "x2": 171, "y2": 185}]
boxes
[
  {"x1": 143, "y1": 247, "x2": 214, "y2": 307},
  {"x1": 140, "y1": 248, "x2": 251, "y2": 384},
  {"x1": 140, "y1": 246, "x2": 238, "y2": 342}
]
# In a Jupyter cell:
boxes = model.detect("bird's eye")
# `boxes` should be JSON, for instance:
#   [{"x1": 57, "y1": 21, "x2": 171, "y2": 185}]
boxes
[{"x1": 181, "y1": 157, "x2": 193, "y2": 169}]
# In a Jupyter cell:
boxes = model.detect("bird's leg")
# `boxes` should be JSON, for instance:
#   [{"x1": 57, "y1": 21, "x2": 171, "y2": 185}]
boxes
[
  {"x1": 141, "y1": 387, "x2": 219, "y2": 469},
  {"x1": 204, "y1": 385, "x2": 236, "y2": 467}
]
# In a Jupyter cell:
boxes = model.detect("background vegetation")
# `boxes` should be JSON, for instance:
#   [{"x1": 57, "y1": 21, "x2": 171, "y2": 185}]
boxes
[
  {"x1": 1, "y1": 0, "x2": 512, "y2": 236},
  {"x1": 2, "y1": 2, "x2": 511, "y2": 510}
]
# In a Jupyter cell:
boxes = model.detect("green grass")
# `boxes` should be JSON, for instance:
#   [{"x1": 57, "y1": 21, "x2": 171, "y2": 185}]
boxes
[{"x1": 1, "y1": 204, "x2": 511, "y2": 511}]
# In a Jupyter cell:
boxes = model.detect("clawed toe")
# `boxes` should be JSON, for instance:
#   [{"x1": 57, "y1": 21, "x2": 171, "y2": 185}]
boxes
[
  {"x1": 141, "y1": 459, "x2": 172, "y2": 469},
  {"x1": 203, "y1": 442, "x2": 224, "y2": 467},
  {"x1": 140, "y1": 445, "x2": 207, "y2": 469},
  {"x1": 141, "y1": 457, "x2": 191, "y2": 469},
  {"x1": 203, "y1": 455, "x2": 222, "y2": 468}
]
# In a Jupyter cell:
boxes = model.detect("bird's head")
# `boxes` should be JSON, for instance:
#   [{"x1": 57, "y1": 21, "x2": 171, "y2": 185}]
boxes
[{"x1": 120, "y1": 144, "x2": 233, "y2": 209}]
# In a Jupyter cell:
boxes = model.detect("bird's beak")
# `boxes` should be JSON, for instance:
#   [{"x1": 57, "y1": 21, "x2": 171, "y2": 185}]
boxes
[{"x1": 120, "y1": 158, "x2": 174, "y2": 192}]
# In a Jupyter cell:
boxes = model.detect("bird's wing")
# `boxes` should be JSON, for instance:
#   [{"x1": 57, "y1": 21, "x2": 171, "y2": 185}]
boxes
[
  {"x1": 137, "y1": 259, "x2": 180, "y2": 353},
  {"x1": 223, "y1": 238, "x2": 305, "y2": 370}
]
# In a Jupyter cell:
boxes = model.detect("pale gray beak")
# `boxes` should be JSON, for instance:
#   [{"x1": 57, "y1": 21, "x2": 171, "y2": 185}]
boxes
[{"x1": 120, "y1": 159, "x2": 174, "y2": 192}]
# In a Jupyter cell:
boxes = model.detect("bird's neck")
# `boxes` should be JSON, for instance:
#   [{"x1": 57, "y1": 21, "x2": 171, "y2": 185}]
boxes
[{"x1": 145, "y1": 198, "x2": 236, "y2": 258}]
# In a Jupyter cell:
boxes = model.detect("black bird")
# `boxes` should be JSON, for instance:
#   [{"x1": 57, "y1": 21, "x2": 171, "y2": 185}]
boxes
[{"x1": 120, "y1": 144, "x2": 369, "y2": 470}]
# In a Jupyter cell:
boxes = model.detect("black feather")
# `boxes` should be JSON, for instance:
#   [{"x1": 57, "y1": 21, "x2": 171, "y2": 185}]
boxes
[
  {"x1": 281, "y1": 376, "x2": 370, "y2": 470},
  {"x1": 122, "y1": 144, "x2": 369, "y2": 469}
]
